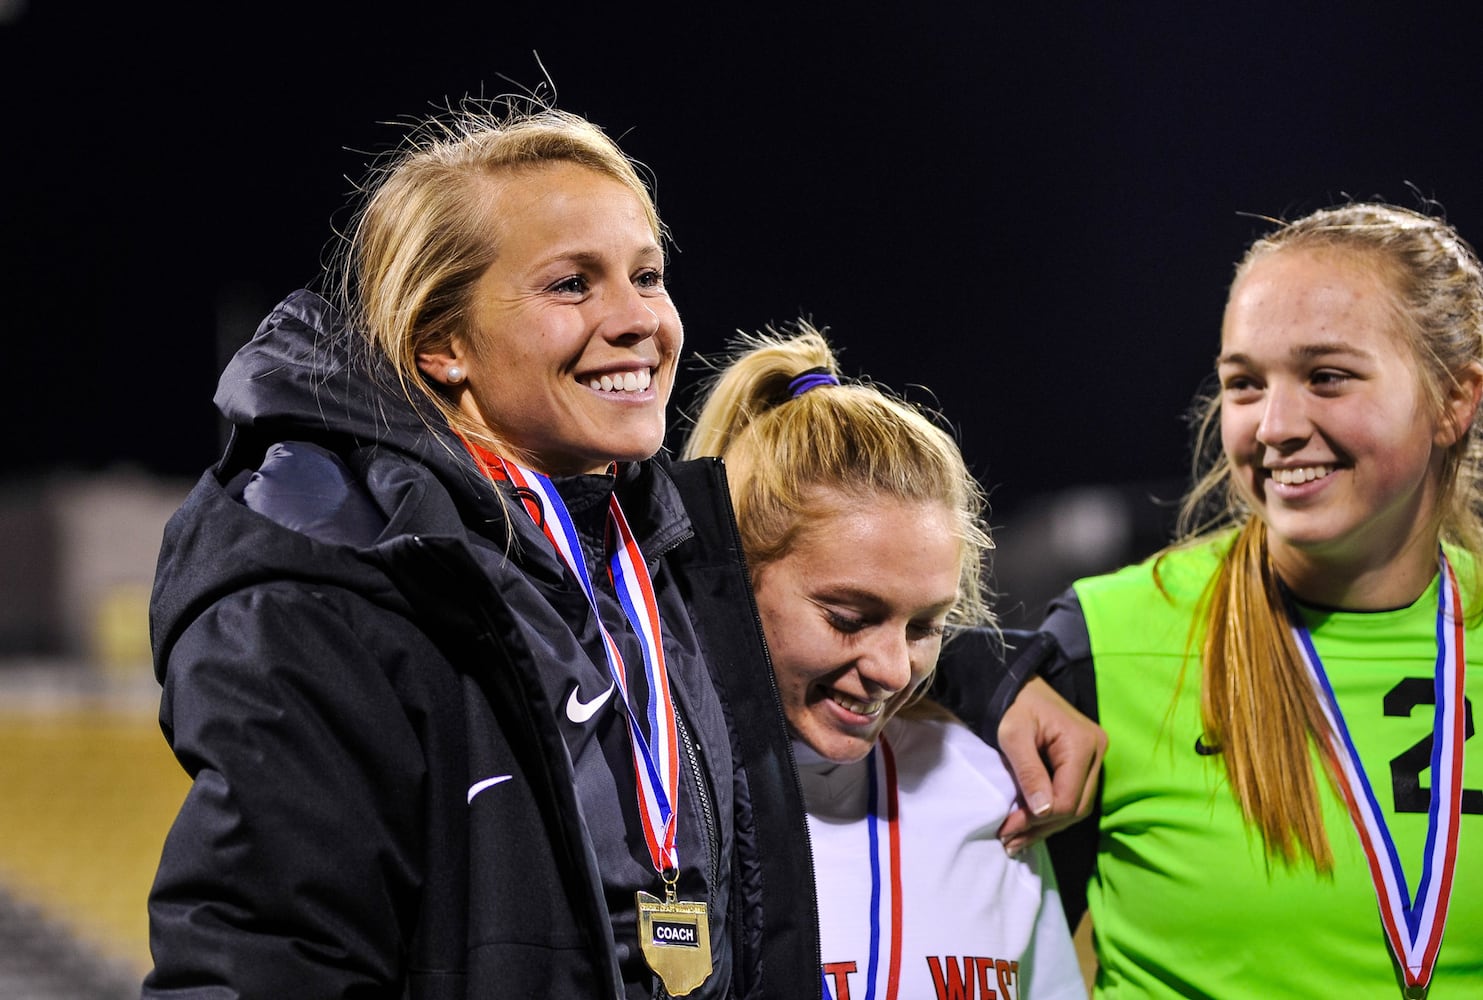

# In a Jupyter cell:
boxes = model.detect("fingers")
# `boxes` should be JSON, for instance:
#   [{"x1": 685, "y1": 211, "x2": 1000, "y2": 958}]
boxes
[
  {"x1": 996, "y1": 693, "x2": 1055, "y2": 857},
  {"x1": 1075, "y1": 731, "x2": 1107, "y2": 819},
  {"x1": 1045, "y1": 709, "x2": 1107, "y2": 825},
  {"x1": 996, "y1": 677, "x2": 1107, "y2": 854},
  {"x1": 998, "y1": 704, "x2": 1055, "y2": 820},
  {"x1": 998, "y1": 807, "x2": 1031, "y2": 855}
]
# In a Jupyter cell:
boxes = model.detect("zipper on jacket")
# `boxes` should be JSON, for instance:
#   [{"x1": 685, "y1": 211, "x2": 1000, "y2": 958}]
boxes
[{"x1": 672, "y1": 705, "x2": 720, "y2": 899}]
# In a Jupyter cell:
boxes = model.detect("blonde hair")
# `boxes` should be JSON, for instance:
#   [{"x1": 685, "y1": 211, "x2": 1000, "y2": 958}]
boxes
[
  {"x1": 1168, "y1": 202, "x2": 1483, "y2": 870},
  {"x1": 330, "y1": 98, "x2": 663, "y2": 453},
  {"x1": 682, "y1": 321, "x2": 996, "y2": 641}
]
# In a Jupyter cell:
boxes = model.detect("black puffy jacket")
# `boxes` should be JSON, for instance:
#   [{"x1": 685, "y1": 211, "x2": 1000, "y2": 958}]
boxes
[{"x1": 144, "y1": 291, "x2": 819, "y2": 999}]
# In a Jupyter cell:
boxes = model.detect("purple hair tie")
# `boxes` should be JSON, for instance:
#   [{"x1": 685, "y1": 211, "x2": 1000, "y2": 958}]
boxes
[{"x1": 788, "y1": 368, "x2": 840, "y2": 398}]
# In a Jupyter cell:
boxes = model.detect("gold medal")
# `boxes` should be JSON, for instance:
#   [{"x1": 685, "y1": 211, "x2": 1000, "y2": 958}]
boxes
[{"x1": 636, "y1": 872, "x2": 712, "y2": 996}]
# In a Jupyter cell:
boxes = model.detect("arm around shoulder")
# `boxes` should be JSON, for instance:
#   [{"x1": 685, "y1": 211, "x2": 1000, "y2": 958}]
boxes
[
  {"x1": 1036, "y1": 586, "x2": 1102, "y2": 931},
  {"x1": 929, "y1": 627, "x2": 1060, "y2": 742}
]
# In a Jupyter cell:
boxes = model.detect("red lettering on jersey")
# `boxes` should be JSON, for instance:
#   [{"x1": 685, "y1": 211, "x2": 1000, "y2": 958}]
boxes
[
  {"x1": 996, "y1": 959, "x2": 1018, "y2": 1000},
  {"x1": 928, "y1": 956, "x2": 975, "y2": 1000},
  {"x1": 929, "y1": 955, "x2": 1019, "y2": 999},
  {"x1": 922, "y1": 955, "x2": 1022, "y2": 1000},
  {"x1": 975, "y1": 956, "x2": 998, "y2": 999},
  {"x1": 822, "y1": 960, "x2": 857, "y2": 1000}
]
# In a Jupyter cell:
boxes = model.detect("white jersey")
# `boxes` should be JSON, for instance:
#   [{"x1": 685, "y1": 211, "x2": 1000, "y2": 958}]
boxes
[{"x1": 799, "y1": 716, "x2": 1085, "y2": 1000}]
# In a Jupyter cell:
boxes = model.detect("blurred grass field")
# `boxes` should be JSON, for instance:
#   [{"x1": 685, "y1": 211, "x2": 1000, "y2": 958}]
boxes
[{"x1": 0, "y1": 688, "x2": 187, "y2": 986}]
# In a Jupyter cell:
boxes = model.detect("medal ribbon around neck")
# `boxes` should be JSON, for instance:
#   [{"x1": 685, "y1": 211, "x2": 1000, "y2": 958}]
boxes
[
  {"x1": 481, "y1": 450, "x2": 681, "y2": 875},
  {"x1": 1289, "y1": 550, "x2": 1465, "y2": 993},
  {"x1": 823, "y1": 737, "x2": 903, "y2": 1000}
]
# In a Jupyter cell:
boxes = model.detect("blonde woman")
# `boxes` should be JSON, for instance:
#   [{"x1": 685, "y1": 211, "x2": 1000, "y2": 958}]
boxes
[
  {"x1": 684, "y1": 324, "x2": 1087, "y2": 1000},
  {"x1": 1042, "y1": 203, "x2": 1483, "y2": 997}
]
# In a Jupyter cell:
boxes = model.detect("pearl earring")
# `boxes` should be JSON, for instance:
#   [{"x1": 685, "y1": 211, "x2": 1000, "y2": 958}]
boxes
[{"x1": 446, "y1": 366, "x2": 466, "y2": 385}]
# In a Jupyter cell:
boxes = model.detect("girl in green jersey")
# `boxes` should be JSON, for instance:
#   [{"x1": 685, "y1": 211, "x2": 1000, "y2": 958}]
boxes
[{"x1": 1043, "y1": 203, "x2": 1483, "y2": 997}]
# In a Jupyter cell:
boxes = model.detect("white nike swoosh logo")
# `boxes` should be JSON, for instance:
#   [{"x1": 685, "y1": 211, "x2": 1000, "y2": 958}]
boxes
[
  {"x1": 467, "y1": 775, "x2": 513, "y2": 804},
  {"x1": 565, "y1": 682, "x2": 616, "y2": 723}
]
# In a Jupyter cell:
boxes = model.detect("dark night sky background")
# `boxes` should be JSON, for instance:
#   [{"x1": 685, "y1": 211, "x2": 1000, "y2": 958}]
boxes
[{"x1": 5, "y1": 2, "x2": 1483, "y2": 540}]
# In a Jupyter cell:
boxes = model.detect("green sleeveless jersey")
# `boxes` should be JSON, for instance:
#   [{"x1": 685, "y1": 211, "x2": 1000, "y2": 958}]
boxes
[{"x1": 1075, "y1": 537, "x2": 1483, "y2": 998}]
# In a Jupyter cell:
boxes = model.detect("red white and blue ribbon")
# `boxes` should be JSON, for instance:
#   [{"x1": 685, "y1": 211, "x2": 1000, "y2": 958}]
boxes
[
  {"x1": 479, "y1": 449, "x2": 681, "y2": 875},
  {"x1": 1290, "y1": 550, "x2": 1464, "y2": 993},
  {"x1": 822, "y1": 736, "x2": 903, "y2": 1000}
]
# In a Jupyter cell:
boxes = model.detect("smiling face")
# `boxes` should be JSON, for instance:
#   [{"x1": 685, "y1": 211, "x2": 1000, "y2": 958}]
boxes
[
  {"x1": 419, "y1": 160, "x2": 682, "y2": 476},
  {"x1": 752, "y1": 492, "x2": 962, "y2": 764},
  {"x1": 1218, "y1": 248, "x2": 1454, "y2": 599}
]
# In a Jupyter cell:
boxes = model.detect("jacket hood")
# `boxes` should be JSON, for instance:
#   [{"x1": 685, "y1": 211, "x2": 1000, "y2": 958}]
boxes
[
  {"x1": 216, "y1": 289, "x2": 450, "y2": 469},
  {"x1": 148, "y1": 464, "x2": 416, "y2": 680},
  {"x1": 153, "y1": 290, "x2": 482, "y2": 675}
]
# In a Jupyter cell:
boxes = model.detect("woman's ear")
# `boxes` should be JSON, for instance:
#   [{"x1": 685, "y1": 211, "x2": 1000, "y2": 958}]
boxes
[
  {"x1": 1436, "y1": 361, "x2": 1483, "y2": 447},
  {"x1": 416, "y1": 340, "x2": 468, "y2": 387}
]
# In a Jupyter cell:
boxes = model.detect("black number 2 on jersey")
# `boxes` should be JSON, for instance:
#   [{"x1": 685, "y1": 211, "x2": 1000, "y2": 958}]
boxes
[{"x1": 1384, "y1": 677, "x2": 1483, "y2": 814}]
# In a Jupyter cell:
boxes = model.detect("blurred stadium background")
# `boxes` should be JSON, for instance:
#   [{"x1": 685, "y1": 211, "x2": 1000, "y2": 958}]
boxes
[
  {"x1": 0, "y1": 473, "x2": 191, "y2": 998},
  {"x1": 7, "y1": 0, "x2": 1483, "y2": 992}
]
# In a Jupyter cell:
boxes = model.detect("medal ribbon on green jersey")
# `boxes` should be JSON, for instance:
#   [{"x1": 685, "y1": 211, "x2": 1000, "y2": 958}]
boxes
[{"x1": 1290, "y1": 550, "x2": 1464, "y2": 994}]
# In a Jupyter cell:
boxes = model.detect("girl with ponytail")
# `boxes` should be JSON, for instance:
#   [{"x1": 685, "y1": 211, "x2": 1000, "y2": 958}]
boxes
[
  {"x1": 685, "y1": 322, "x2": 1086, "y2": 1000},
  {"x1": 1044, "y1": 203, "x2": 1483, "y2": 997}
]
